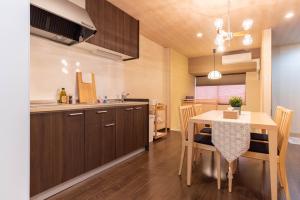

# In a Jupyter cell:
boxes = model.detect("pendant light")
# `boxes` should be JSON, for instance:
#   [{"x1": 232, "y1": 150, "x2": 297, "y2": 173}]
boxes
[{"x1": 208, "y1": 49, "x2": 222, "y2": 80}]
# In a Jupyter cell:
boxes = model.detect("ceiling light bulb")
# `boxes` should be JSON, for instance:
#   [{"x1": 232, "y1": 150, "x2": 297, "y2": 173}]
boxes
[
  {"x1": 196, "y1": 32, "x2": 203, "y2": 38},
  {"x1": 242, "y1": 19, "x2": 253, "y2": 30},
  {"x1": 75, "y1": 61, "x2": 80, "y2": 66},
  {"x1": 208, "y1": 70, "x2": 222, "y2": 80},
  {"x1": 285, "y1": 11, "x2": 294, "y2": 19},
  {"x1": 243, "y1": 34, "x2": 253, "y2": 46},
  {"x1": 61, "y1": 59, "x2": 68, "y2": 66},
  {"x1": 214, "y1": 18, "x2": 224, "y2": 30},
  {"x1": 217, "y1": 45, "x2": 225, "y2": 52}
]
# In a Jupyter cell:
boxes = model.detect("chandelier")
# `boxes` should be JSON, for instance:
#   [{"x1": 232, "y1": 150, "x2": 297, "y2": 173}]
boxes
[
  {"x1": 214, "y1": 0, "x2": 253, "y2": 52},
  {"x1": 208, "y1": 49, "x2": 222, "y2": 80}
]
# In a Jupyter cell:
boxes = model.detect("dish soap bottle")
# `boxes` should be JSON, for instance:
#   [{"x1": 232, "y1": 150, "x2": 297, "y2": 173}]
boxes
[{"x1": 59, "y1": 88, "x2": 67, "y2": 104}]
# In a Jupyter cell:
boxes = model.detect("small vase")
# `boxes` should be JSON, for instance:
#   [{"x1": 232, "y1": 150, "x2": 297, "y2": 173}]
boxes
[{"x1": 232, "y1": 107, "x2": 241, "y2": 115}]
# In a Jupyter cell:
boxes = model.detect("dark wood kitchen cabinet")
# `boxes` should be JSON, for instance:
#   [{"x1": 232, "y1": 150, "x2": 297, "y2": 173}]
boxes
[
  {"x1": 116, "y1": 106, "x2": 134, "y2": 157},
  {"x1": 123, "y1": 14, "x2": 139, "y2": 58},
  {"x1": 30, "y1": 110, "x2": 85, "y2": 196},
  {"x1": 85, "y1": 108, "x2": 116, "y2": 171},
  {"x1": 62, "y1": 111, "x2": 85, "y2": 181},
  {"x1": 133, "y1": 106, "x2": 148, "y2": 149},
  {"x1": 116, "y1": 105, "x2": 148, "y2": 158},
  {"x1": 30, "y1": 112, "x2": 63, "y2": 196},
  {"x1": 30, "y1": 103, "x2": 148, "y2": 196},
  {"x1": 86, "y1": 0, "x2": 139, "y2": 59}
]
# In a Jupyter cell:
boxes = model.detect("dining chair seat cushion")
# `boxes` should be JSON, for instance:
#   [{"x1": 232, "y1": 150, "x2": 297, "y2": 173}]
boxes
[
  {"x1": 200, "y1": 127, "x2": 212, "y2": 134},
  {"x1": 250, "y1": 132, "x2": 269, "y2": 141},
  {"x1": 248, "y1": 141, "x2": 279, "y2": 155},
  {"x1": 249, "y1": 141, "x2": 269, "y2": 154},
  {"x1": 194, "y1": 134, "x2": 213, "y2": 145}
]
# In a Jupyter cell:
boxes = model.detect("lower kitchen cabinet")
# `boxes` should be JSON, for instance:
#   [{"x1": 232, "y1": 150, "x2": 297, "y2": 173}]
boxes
[
  {"x1": 133, "y1": 105, "x2": 148, "y2": 149},
  {"x1": 116, "y1": 105, "x2": 148, "y2": 158},
  {"x1": 101, "y1": 109, "x2": 116, "y2": 164},
  {"x1": 62, "y1": 111, "x2": 85, "y2": 181},
  {"x1": 116, "y1": 106, "x2": 134, "y2": 157},
  {"x1": 85, "y1": 108, "x2": 116, "y2": 171},
  {"x1": 30, "y1": 112, "x2": 63, "y2": 196},
  {"x1": 30, "y1": 110, "x2": 85, "y2": 196},
  {"x1": 30, "y1": 104, "x2": 148, "y2": 196}
]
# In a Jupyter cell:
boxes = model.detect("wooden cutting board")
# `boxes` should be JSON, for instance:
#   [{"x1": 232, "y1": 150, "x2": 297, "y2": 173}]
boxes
[{"x1": 76, "y1": 72, "x2": 97, "y2": 104}]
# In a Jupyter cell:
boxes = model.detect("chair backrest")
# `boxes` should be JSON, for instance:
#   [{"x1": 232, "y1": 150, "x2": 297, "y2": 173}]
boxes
[
  {"x1": 179, "y1": 105, "x2": 194, "y2": 141},
  {"x1": 193, "y1": 104, "x2": 203, "y2": 116},
  {"x1": 274, "y1": 106, "x2": 285, "y2": 125},
  {"x1": 277, "y1": 107, "x2": 293, "y2": 162},
  {"x1": 192, "y1": 104, "x2": 206, "y2": 132}
]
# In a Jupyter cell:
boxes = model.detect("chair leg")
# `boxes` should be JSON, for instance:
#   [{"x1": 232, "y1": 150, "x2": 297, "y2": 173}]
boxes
[
  {"x1": 195, "y1": 148, "x2": 201, "y2": 163},
  {"x1": 193, "y1": 148, "x2": 198, "y2": 162},
  {"x1": 280, "y1": 162, "x2": 291, "y2": 200},
  {"x1": 216, "y1": 151, "x2": 221, "y2": 190},
  {"x1": 178, "y1": 144, "x2": 186, "y2": 176},
  {"x1": 278, "y1": 163, "x2": 284, "y2": 187},
  {"x1": 228, "y1": 162, "x2": 234, "y2": 192}
]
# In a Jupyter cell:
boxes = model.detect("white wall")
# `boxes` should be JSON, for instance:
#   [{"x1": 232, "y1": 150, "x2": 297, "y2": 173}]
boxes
[
  {"x1": 0, "y1": 1, "x2": 29, "y2": 200},
  {"x1": 272, "y1": 43, "x2": 300, "y2": 134},
  {"x1": 260, "y1": 29, "x2": 272, "y2": 115},
  {"x1": 30, "y1": 35, "x2": 170, "y2": 105},
  {"x1": 170, "y1": 49, "x2": 194, "y2": 130}
]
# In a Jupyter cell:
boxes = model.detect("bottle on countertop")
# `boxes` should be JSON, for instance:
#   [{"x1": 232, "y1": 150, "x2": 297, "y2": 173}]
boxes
[
  {"x1": 59, "y1": 88, "x2": 67, "y2": 104},
  {"x1": 68, "y1": 95, "x2": 73, "y2": 104},
  {"x1": 103, "y1": 96, "x2": 108, "y2": 103}
]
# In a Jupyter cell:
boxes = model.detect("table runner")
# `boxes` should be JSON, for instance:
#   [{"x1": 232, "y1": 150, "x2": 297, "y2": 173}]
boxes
[{"x1": 211, "y1": 111, "x2": 251, "y2": 162}]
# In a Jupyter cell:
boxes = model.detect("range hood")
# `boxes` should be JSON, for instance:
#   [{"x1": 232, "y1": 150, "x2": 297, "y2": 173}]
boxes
[{"x1": 30, "y1": 0, "x2": 97, "y2": 45}]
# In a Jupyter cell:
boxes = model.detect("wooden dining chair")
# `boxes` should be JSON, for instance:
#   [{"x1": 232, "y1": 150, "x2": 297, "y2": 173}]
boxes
[
  {"x1": 178, "y1": 105, "x2": 221, "y2": 189},
  {"x1": 250, "y1": 106, "x2": 285, "y2": 142},
  {"x1": 228, "y1": 107, "x2": 293, "y2": 200},
  {"x1": 193, "y1": 104, "x2": 203, "y2": 115},
  {"x1": 192, "y1": 104, "x2": 212, "y2": 135}
]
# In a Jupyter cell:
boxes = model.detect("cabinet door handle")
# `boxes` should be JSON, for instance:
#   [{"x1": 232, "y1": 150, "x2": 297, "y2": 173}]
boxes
[
  {"x1": 135, "y1": 107, "x2": 142, "y2": 110},
  {"x1": 104, "y1": 123, "x2": 115, "y2": 127},
  {"x1": 96, "y1": 110, "x2": 108, "y2": 114},
  {"x1": 125, "y1": 108, "x2": 133, "y2": 111},
  {"x1": 69, "y1": 112, "x2": 84, "y2": 116}
]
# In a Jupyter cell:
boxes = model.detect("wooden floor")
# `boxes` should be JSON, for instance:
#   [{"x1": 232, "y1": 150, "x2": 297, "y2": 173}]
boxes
[{"x1": 49, "y1": 132, "x2": 300, "y2": 200}]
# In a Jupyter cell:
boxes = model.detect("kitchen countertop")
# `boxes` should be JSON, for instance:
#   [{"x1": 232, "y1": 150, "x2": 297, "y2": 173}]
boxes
[{"x1": 30, "y1": 101, "x2": 149, "y2": 113}]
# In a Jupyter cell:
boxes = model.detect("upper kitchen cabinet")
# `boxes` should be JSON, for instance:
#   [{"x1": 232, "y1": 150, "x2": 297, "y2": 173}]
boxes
[
  {"x1": 86, "y1": 0, "x2": 139, "y2": 60},
  {"x1": 123, "y1": 13, "x2": 139, "y2": 59}
]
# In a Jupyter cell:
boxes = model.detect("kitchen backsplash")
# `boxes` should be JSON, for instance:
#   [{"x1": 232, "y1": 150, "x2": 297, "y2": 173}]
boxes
[{"x1": 30, "y1": 35, "x2": 170, "y2": 104}]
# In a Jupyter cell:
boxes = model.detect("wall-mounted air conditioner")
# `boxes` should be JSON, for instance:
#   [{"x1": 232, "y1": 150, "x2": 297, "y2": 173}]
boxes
[{"x1": 222, "y1": 53, "x2": 252, "y2": 65}]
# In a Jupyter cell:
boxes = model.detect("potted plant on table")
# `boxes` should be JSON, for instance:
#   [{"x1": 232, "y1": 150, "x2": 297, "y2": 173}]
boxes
[{"x1": 229, "y1": 96, "x2": 243, "y2": 115}]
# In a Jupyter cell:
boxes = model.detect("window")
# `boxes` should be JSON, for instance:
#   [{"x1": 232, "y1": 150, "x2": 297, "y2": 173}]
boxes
[{"x1": 195, "y1": 84, "x2": 246, "y2": 105}]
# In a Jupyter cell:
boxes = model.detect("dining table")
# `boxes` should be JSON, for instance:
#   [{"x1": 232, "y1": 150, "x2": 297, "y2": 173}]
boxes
[{"x1": 186, "y1": 110, "x2": 278, "y2": 200}]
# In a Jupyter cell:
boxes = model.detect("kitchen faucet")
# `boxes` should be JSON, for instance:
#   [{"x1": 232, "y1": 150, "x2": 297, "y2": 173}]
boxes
[{"x1": 121, "y1": 92, "x2": 130, "y2": 102}]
